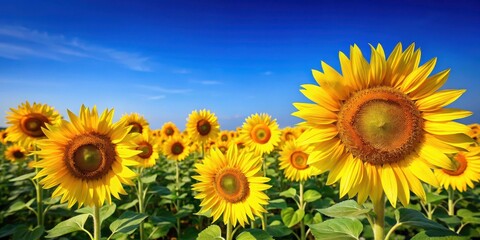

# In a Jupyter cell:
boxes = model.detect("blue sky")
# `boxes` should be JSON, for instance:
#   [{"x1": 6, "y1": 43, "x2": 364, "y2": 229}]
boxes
[{"x1": 0, "y1": 0, "x2": 479, "y2": 130}]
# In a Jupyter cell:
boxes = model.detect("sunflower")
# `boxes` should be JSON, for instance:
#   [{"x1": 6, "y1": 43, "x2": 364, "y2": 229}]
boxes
[
  {"x1": 434, "y1": 147, "x2": 480, "y2": 192},
  {"x1": 33, "y1": 106, "x2": 140, "y2": 208},
  {"x1": 218, "y1": 130, "x2": 231, "y2": 143},
  {"x1": 0, "y1": 129, "x2": 10, "y2": 145},
  {"x1": 186, "y1": 109, "x2": 220, "y2": 143},
  {"x1": 160, "y1": 122, "x2": 180, "y2": 139},
  {"x1": 163, "y1": 134, "x2": 190, "y2": 161},
  {"x1": 293, "y1": 43, "x2": 473, "y2": 207},
  {"x1": 467, "y1": 123, "x2": 480, "y2": 144},
  {"x1": 281, "y1": 127, "x2": 300, "y2": 143},
  {"x1": 240, "y1": 113, "x2": 281, "y2": 155},
  {"x1": 132, "y1": 129, "x2": 160, "y2": 168},
  {"x1": 279, "y1": 140, "x2": 320, "y2": 182},
  {"x1": 5, "y1": 144, "x2": 29, "y2": 162},
  {"x1": 214, "y1": 140, "x2": 230, "y2": 155},
  {"x1": 192, "y1": 145, "x2": 271, "y2": 227},
  {"x1": 120, "y1": 112, "x2": 149, "y2": 134},
  {"x1": 5, "y1": 101, "x2": 61, "y2": 148}
]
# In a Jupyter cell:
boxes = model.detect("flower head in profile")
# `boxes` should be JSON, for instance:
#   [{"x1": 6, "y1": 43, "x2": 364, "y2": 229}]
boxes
[
  {"x1": 435, "y1": 147, "x2": 480, "y2": 192},
  {"x1": 294, "y1": 43, "x2": 473, "y2": 207}
]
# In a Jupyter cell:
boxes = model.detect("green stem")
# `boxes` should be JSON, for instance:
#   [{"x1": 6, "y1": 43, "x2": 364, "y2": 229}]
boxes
[
  {"x1": 175, "y1": 161, "x2": 181, "y2": 237},
  {"x1": 299, "y1": 181, "x2": 306, "y2": 240},
  {"x1": 385, "y1": 222, "x2": 403, "y2": 240},
  {"x1": 448, "y1": 188, "x2": 455, "y2": 216},
  {"x1": 426, "y1": 185, "x2": 433, "y2": 220},
  {"x1": 226, "y1": 221, "x2": 233, "y2": 240},
  {"x1": 137, "y1": 168, "x2": 145, "y2": 240},
  {"x1": 373, "y1": 194, "x2": 385, "y2": 240},
  {"x1": 33, "y1": 145, "x2": 44, "y2": 228},
  {"x1": 93, "y1": 205, "x2": 101, "y2": 240}
]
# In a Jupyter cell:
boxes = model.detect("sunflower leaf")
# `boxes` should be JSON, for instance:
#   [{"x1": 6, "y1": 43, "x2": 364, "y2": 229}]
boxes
[
  {"x1": 304, "y1": 190, "x2": 322, "y2": 203},
  {"x1": 457, "y1": 209, "x2": 480, "y2": 224},
  {"x1": 281, "y1": 207, "x2": 305, "y2": 228},
  {"x1": 267, "y1": 199, "x2": 287, "y2": 210},
  {"x1": 266, "y1": 224, "x2": 293, "y2": 237},
  {"x1": 279, "y1": 188, "x2": 297, "y2": 199},
  {"x1": 141, "y1": 174, "x2": 157, "y2": 184},
  {"x1": 237, "y1": 229, "x2": 274, "y2": 240},
  {"x1": 426, "y1": 192, "x2": 448, "y2": 204},
  {"x1": 197, "y1": 225, "x2": 223, "y2": 240},
  {"x1": 46, "y1": 213, "x2": 90, "y2": 238},
  {"x1": 395, "y1": 208, "x2": 451, "y2": 232},
  {"x1": 9, "y1": 172, "x2": 36, "y2": 182},
  {"x1": 317, "y1": 200, "x2": 370, "y2": 218},
  {"x1": 109, "y1": 211, "x2": 148, "y2": 238},
  {"x1": 308, "y1": 218, "x2": 363, "y2": 240},
  {"x1": 411, "y1": 230, "x2": 469, "y2": 240}
]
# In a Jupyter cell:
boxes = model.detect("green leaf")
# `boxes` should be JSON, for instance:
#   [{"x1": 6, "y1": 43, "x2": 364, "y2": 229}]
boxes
[
  {"x1": 411, "y1": 230, "x2": 469, "y2": 240},
  {"x1": 281, "y1": 207, "x2": 305, "y2": 228},
  {"x1": 12, "y1": 226, "x2": 44, "y2": 240},
  {"x1": 304, "y1": 190, "x2": 322, "y2": 203},
  {"x1": 308, "y1": 218, "x2": 363, "y2": 240},
  {"x1": 267, "y1": 199, "x2": 287, "y2": 210},
  {"x1": 141, "y1": 174, "x2": 157, "y2": 184},
  {"x1": 7, "y1": 199, "x2": 34, "y2": 214},
  {"x1": 99, "y1": 203, "x2": 116, "y2": 226},
  {"x1": 279, "y1": 188, "x2": 297, "y2": 198},
  {"x1": 109, "y1": 211, "x2": 148, "y2": 238},
  {"x1": 197, "y1": 225, "x2": 223, "y2": 240},
  {"x1": 148, "y1": 222, "x2": 174, "y2": 239},
  {"x1": 457, "y1": 209, "x2": 480, "y2": 224},
  {"x1": 9, "y1": 172, "x2": 36, "y2": 182},
  {"x1": 0, "y1": 224, "x2": 21, "y2": 238},
  {"x1": 317, "y1": 200, "x2": 370, "y2": 218},
  {"x1": 426, "y1": 192, "x2": 448, "y2": 204},
  {"x1": 266, "y1": 224, "x2": 292, "y2": 237},
  {"x1": 237, "y1": 229, "x2": 273, "y2": 240},
  {"x1": 118, "y1": 199, "x2": 139, "y2": 210},
  {"x1": 149, "y1": 186, "x2": 171, "y2": 196},
  {"x1": 395, "y1": 208, "x2": 450, "y2": 231},
  {"x1": 46, "y1": 213, "x2": 90, "y2": 238}
]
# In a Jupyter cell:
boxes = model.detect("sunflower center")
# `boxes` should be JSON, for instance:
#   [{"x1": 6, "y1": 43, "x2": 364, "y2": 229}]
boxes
[
  {"x1": 285, "y1": 132, "x2": 295, "y2": 141},
  {"x1": 65, "y1": 133, "x2": 116, "y2": 180},
  {"x1": 442, "y1": 153, "x2": 468, "y2": 176},
  {"x1": 137, "y1": 142, "x2": 153, "y2": 159},
  {"x1": 221, "y1": 134, "x2": 229, "y2": 142},
  {"x1": 338, "y1": 87, "x2": 423, "y2": 165},
  {"x1": 197, "y1": 119, "x2": 212, "y2": 136},
  {"x1": 215, "y1": 168, "x2": 249, "y2": 203},
  {"x1": 171, "y1": 142, "x2": 184, "y2": 155},
  {"x1": 13, "y1": 150, "x2": 25, "y2": 159},
  {"x1": 219, "y1": 146, "x2": 228, "y2": 154},
  {"x1": 20, "y1": 113, "x2": 50, "y2": 138},
  {"x1": 290, "y1": 151, "x2": 309, "y2": 170},
  {"x1": 251, "y1": 124, "x2": 271, "y2": 144},
  {"x1": 129, "y1": 122, "x2": 143, "y2": 133},
  {"x1": 165, "y1": 127, "x2": 174, "y2": 136}
]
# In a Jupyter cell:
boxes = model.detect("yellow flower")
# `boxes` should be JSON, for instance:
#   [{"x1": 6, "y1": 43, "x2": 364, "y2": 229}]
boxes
[
  {"x1": 0, "y1": 129, "x2": 10, "y2": 145},
  {"x1": 435, "y1": 147, "x2": 480, "y2": 192},
  {"x1": 33, "y1": 106, "x2": 140, "y2": 208},
  {"x1": 293, "y1": 43, "x2": 473, "y2": 207},
  {"x1": 186, "y1": 109, "x2": 220, "y2": 143},
  {"x1": 192, "y1": 145, "x2": 271, "y2": 227},
  {"x1": 5, "y1": 144, "x2": 29, "y2": 162},
  {"x1": 120, "y1": 112, "x2": 149, "y2": 134},
  {"x1": 218, "y1": 130, "x2": 231, "y2": 143},
  {"x1": 163, "y1": 134, "x2": 190, "y2": 161},
  {"x1": 467, "y1": 123, "x2": 479, "y2": 144},
  {"x1": 132, "y1": 129, "x2": 160, "y2": 168},
  {"x1": 240, "y1": 113, "x2": 281, "y2": 155},
  {"x1": 160, "y1": 122, "x2": 180, "y2": 139},
  {"x1": 5, "y1": 101, "x2": 61, "y2": 148},
  {"x1": 279, "y1": 140, "x2": 320, "y2": 182}
]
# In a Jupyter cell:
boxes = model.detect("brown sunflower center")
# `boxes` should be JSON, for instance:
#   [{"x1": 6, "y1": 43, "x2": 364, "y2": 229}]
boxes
[
  {"x1": 221, "y1": 134, "x2": 229, "y2": 142},
  {"x1": 290, "y1": 151, "x2": 309, "y2": 170},
  {"x1": 171, "y1": 142, "x2": 184, "y2": 155},
  {"x1": 251, "y1": 124, "x2": 272, "y2": 144},
  {"x1": 196, "y1": 119, "x2": 212, "y2": 136},
  {"x1": 13, "y1": 150, "x2": 25, "y2": 159},
  {"x1": 219, "y1": 146, "x2": 228, "y2": 154},
  {"x1": 285, "y1": 132, "x2": 295, "y2": 141},
  {"x1": 129, "y1": 122, "x2": 143, "y2": 133},
  {"x1": 337, "y1": 87, "x2": 423, "y2": 165},
  {"x1": 165, "y1": 127, "x2": 174, "y2": 136},
  {"x1": 137, "y1": 141, "x2": 153, "y2": 159},
  {"x1": 214, "y1": 168, "x2": 250, "y2": 203},
  {"x1": 442, "y1": 153, "x2": 468, "y2": 176},
  {"x1": 64, "y1": 133, "x2": 116, "y2": 180},
  {"x1": 20, "y1": 113, "x2": 50, "y2": 138}
]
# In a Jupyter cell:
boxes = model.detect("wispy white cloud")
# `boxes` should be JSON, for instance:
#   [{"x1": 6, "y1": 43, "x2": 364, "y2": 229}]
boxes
[
  {"x1": 147, "y1": 95, "x2": 166, "y2": 100},
  {"x1": 135, "y1": 84, "x2": 192, "y2": 94},
  {"x1": 0, "y1": 25, "x2": 152, "y2": 71},
  {"x1": 190, "y1": 80, "x2": 222, "y2": 85}
]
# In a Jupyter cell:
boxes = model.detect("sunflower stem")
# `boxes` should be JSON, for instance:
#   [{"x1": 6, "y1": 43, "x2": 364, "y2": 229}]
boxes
[
  {"x1": 175, "y1": 161, "x2": 182, "y2": 237},
  {"x1": 93, "y1": 204, "x2": 101, "y2": 240},
  {"x1": 33, "y1": 145, "x2": 44, "y2": 228},
  {"x1": 137, "y1": 168, "x2": 145, "y2": 240},
  {"x1": 299, "y1": 181, "x2": 306, "y2": 240},
  {"x1": 373, "y1": 194, "x2": 385, "y2": 240},
  {"x1": 226, "y1": 221, "x2": 233, "y2": 240},
  {"x1": 448, "y1": 187, "x2": 455, "y2": 216}
]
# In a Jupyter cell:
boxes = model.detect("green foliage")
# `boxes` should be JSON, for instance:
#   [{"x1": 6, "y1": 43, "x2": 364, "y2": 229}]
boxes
[
  {"x1": 237, "y1": 229, "x2": 273, "y2": 240},
  {"x1": 317, "y1": 200, "x2": 371, "y2": 218},
  {"x1": 46, "y1": 214, "x2": 90, "y2": 238},
  {"x1": 281, "y1": 207, "x2": 305, "y2": 228},
  {"x1": 309, "y1": 218, "x2": 363, "y2": 239},
  {"x1": 109, "y1": 211, "x2": 148, "y2": 239},
  {"x1": 197, "y1": 225, "x2": 222, "y2": 240}
]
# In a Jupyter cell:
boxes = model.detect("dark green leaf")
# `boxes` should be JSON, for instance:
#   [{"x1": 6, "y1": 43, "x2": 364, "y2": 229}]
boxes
[
  {"x1": 304, "y1": 190, "x2": 322, "y2": 203},
  {"x1": 317, "y1": 200, "x2": 370, "y2": 218},
  {"x1": 426, "y1": 192, "x2": 448, "y2": 204},
  {"x1": 395, "y1": 208, "x2": 450, "y2": 231},
  {"x1": 9, "y1": 172, "x2": 36, "y2": 182},
  {"x1": 148, "y1": 222, "x2": 173, "y2": 239},
  {"x1": 279, "y1": 188, "x2": 297, "y2": 198},
  {"x1": 237, "y1": 229, "x2": 273, "y2": 240},
  {"x1": 141, "y1": 174, "x2": 157, "y2": 184},
  {"x1": 266, "y1": 224, "x2": 292, "y2": 237},
  {"x1": 118, "y1": 199, "x2": 139, "y2": 210},
  {"x1": 308, "y1": 218, "x2": 363, "y2": 240},
  {"x1": 411, "y1": 230, "x2": 468, "y2": 240},
  {"x1": 197, "y1": 225, "x2": 222, "y2": 240},
  {"x1": 267, "y1": 199, "x2": 287, "y2": 210},
  {"x1": 109, "y1": 211, "x2": 148, "y2": 238},
  {"x1": 46, "y1": 214, "x2": 90, "y2": 238},
  {"x1": 149, "y1": 186, "x2": 171, "y2": 196},
  {"x1": 457, "y1": 209, "x2": 480, "y2": 224},
  {"x1": 0, "y1": 224, "x2": 24, "y2": 238},
  {"x1": 13, "y1": 226, "x2": 44, "y2": 240},
  {"x1": 281, "y1": 207, "x2": 305, "y2": 228}
]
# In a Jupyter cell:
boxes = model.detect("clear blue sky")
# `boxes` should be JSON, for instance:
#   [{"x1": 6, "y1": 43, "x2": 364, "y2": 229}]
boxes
[{"x1": 1, "y1": 0, "x2": 479, "y2": 130}]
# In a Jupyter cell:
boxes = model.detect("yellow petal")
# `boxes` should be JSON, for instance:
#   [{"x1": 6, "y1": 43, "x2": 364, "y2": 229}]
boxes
[
  {"x1": 422, "y1": 108, "x2": 472, "y2": 122},
  {"x1": 416, "y1": 89, "x2": 465, "y2": 112},
  {"x1": 424, "y1": 121, "x2": 471, "y2": 135},
  {"x1": 381, "y1": 164, "x2": 398, "y2": 207},
  {"x1": 417, "y1": 142, "x2": 456, "y2": 170}
]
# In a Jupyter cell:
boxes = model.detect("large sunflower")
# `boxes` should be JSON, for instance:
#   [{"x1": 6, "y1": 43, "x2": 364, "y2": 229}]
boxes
[
  {"x1": 5, "y1": 101, "x2": 61, "y2": 148},
  {"x1": 192, "y1": 145, "x2": 271, "y2": 227},
  {"x1": 33, "y1": 106, "x2": 140, "y2": 208},
  {"x1": 5, "y1": 144, "x2": 29, "y2": 162},
  {"x1": 434, "y1": 147, "x2": 480, "y2": 192},
  {"x1": 293, "y1": 43, "x2": 472, "y2": 207},
  {"x1": 240, "y1": 113, "x2": 281, "y2": 155},
  {"x1": 120, "y1": 112, "x2": 149, "y2": 134},
  {"x1": 163, "y1": 134, "x2": 190, "y2": 161},
  {"x1": 186, "y1": 109, "x2": 220, "y2": 143},
  {"x1": 132, "y1": 129, "x2": 160, "y2": 168},
  {"x1": 279, "y1": 140, "x2": 320, "y2": 182}
]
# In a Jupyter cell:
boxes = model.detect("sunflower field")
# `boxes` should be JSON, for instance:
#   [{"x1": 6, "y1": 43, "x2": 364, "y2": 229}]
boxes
[{"x1": 1, "y1": 43, "x2": 480, "y2": 240}]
